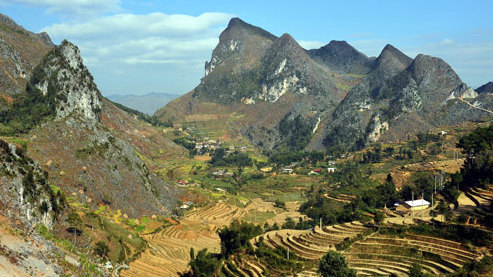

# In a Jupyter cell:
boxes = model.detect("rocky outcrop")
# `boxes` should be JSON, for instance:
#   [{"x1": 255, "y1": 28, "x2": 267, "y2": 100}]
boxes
[
  {"x1": 0, "y1": 13, "x2": 53, "y2": 98},
  {"x1": 30, "y1": 40, "x2": 101, "y2": 123},
  {"x1": 22, "y1": 40, "x2": 179, "y2": 217},
  {"x1": 0, "y1": 140, "x2": 64, "y2": 229}
]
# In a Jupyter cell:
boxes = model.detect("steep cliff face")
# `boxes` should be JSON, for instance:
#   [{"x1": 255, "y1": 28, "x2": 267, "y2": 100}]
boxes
[
  {"x1": 30, "y1": 40, "x2": 101, "y2": 123},
  {"x1": 0, "y1": 140, "x2": 64, "y2": 229},
  {"x1": 158, "y1": 17, "x2": 492, "y2": 152},
  {"x1": 0, "y1": 14, "x2": 53, "y2": 101}
]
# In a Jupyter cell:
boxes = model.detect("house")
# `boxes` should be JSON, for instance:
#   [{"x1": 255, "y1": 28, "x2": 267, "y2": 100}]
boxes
[
  {"x1": 281, "y1": 168, "x2": 293, "y2": 174},
  {"x1": 212, "y1": 170, "x2": 226, "y2": 177},
  {"x1": 180, "y1": 204, "x2": 190, "y2": 210},
  {"x1": 314, "y1": 168, "x2": 322, "y2": 173},
  {"x1": 395, "y1": 199, "x2": 430, "y2": 212},
  {"x1": 327, "y1": 167, "x2": 336, "y2": 173},
  {"x1": 260, "y1": 166, "x2": 273, "y2": 173},
  {"x1": 438, "y1": 131, "x2": 447, "y2": 136},
  {"x1": 308, "y1": 170, "x2": 319, "y2": 175}
]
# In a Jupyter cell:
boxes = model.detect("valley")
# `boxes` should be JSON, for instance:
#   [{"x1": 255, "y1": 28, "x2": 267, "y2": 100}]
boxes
[{"x1": 0, "y1": 10, "x2": 492, "y2": 277}]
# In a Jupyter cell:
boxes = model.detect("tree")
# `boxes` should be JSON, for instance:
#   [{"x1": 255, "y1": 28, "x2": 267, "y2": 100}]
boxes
[
  {"x1": 180, "y1": 248, "x2": 221, "y2": 277},
  {"x1": 94, "y1": 241, "x2": 109, "y2": 257},
  {"x1": 457, "y1": 124, "x2": 493, "y2": 188},
  {"x1": 217, "y1": 220, "x2": 262, "y2": 257},
  {"x1": 318, "y1": 250, "x2": 356, "y2": 277},
  {"x1": 409, "y1": 262, "x2": 425, "y2": 277},
  {"x1": 374, "y1": 211, "x2": 384, "y2": 225}
]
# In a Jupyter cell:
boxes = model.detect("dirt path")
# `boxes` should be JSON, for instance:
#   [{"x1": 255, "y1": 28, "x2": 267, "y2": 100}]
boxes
[{"x1": 458, "y1": 98, "x2": 493, "y2": 115}]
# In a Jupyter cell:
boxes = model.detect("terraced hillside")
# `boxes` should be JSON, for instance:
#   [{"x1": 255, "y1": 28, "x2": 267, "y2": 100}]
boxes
[
  {"x1": 252, "y1": 222, "x2": 369, "y2": 260},
  {"x1": 344, "y1": 233, "x2": 481, "y2": 276},
  {"x1": 251, "y1": 221, "x2": 483, "y2": 277},
  {"x1": 123, "y1": 199, "x2": 304, "y2": 276},
  {"x1": 122, "y1": 202, "x2": 238, "y2": 276}
]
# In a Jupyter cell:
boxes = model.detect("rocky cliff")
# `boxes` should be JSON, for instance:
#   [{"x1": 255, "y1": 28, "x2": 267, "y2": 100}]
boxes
[
  {"x1": 157, "y1": 17, "x2": 492, "y2": 152},
  {"x1": 0, "y1": 14, "x2": 183, "y2": 217},
  {"x1": 0, "y1": 14, "x2": 53, "y2": 104},
  {"x1": 21, "y1": 41, "x2": 179, "y2": 217},
  {"x1": 0, "y1": 139, "x2": 63, "y2": 229}
]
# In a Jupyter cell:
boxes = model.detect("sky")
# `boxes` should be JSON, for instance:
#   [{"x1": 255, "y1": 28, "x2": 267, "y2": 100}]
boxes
[{"x1": 1, "y1": 0, "x2": 492, "y2": 96}]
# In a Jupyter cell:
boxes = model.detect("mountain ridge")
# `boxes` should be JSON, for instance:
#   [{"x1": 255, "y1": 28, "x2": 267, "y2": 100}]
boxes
[{"x1": 157, "y1": 17, "x2": 493, "y2": 152}]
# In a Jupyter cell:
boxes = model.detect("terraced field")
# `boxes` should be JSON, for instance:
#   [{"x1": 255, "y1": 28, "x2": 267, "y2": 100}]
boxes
[
  {"x1": 122, "y1": 201, "x2": 240, "y2": 276},
  {"x1": 253, "y1": 221, "x2": 482, "y2": 277},
  {"x1": 222, "y1": 256, "x2": 268, "y2": 277},
  {"x1": 253, "y1": 221, "x2": 369, "y2": 260},
  {"x1": 344, "y1": 233, "x2": 481, "y2": 276},
  {"x1": 123, "y1": 199, "x2": 304, "y2": 276}
]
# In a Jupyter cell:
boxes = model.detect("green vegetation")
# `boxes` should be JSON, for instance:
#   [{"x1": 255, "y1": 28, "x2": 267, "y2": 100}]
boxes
[
  {"x1": 210, "y1": 148, "x2": 253, "y2": 167},
  {"x1": 217, "y1": 220, "x2": 262, "y2": 257},
  {"x1": 0, "y1": 67, "x2": 57, "y2": 135},
  {"x1": 408, "y1": 262, "x2": 433, "y2": 277},
  {"x1": 255, "y1": 239, "x2": 302, "y2": 273},
  {"x1": 277, "y1": 114, "x2": 312, "y2": 151},
  {"x1": 317, "y1": 250, "x2": 356, "y2": 277},
  {"x1": 450, "y1": 256, "x2": 493, "y2": 277},
  {"x1": 457, "y1": 123, "x2": 493, "y2": 188},
  {"x1": 179, "y1": 248, "x2": 222, "y2": 277},
  {"x1": 94, "y1": 241, "x2": 110, "y2": 258}
]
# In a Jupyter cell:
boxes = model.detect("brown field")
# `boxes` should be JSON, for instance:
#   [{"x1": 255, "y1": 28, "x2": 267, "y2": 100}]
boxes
[{"x1": 122, "y1": 198, "x2": 304, "y2": 277}]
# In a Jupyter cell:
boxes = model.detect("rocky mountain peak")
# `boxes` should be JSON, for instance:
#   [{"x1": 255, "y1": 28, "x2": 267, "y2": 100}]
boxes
[
  {"x1": 205, "y1": 18, "x2": 276, "y2": 76},
  {"x1": 277, "y1": 33, "x2": 302, "y2": 50},
  {"x1": 31, "y1": 40, "x2": 102, "y2": 123},
  {"x1": 409, "y1": 54, "x2": 461, "y2": 88},
  {"x1": 376, "y1": 44, "x2": 412, "y2": 68},
  {"x1": 371, "y1": 44, "x2": 413, "y2": 83},
  {"x1": 222, "y1": 17, "x2": 277, "y2": 41},
  {"x1": 0, "y1": 12, "x2": 53, "y2": 95},
  {"x1": 476, "y1": 81, "x2": 493, "y2": 94},
  {"x1": 308, "y1": 40, "x2": 372, "y2": 74},
  {"x1": 0, "y1": 13, "x2": 21, "y2": 29}
]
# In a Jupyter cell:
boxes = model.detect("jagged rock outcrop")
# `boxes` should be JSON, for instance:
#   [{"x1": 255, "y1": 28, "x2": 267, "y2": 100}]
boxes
[
  {"x1": 0, "y1": 13, "x2": 53, "y2": 99},
  {"x1": 157, "y1": 17, "x2": 493, "y2": 152},
  {"x1": 20, "y1": 41, "x2": 178, "y2": 217},
  {"x1": 0, "y1": 140, "x2": 64, "y2": 229},
  {"x1": 30, "y1": 40, "x2": 102, "y2": 123}
]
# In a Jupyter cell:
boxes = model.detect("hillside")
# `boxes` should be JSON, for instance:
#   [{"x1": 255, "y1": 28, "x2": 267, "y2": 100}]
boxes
[
  {"x1": 0, "y1": 14, "x2": 185, "y2": 217},
  {"x1": 157, "y1": 17, "x2": 493, "y2": 153},
  {"x1": 0, "y1": 14, "x2": 53, "y2": 110}
]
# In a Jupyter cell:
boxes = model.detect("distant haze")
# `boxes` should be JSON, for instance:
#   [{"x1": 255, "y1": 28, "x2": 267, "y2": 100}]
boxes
[{"x1": 106, "y1": 93, "x2": 179, "y2": 115}]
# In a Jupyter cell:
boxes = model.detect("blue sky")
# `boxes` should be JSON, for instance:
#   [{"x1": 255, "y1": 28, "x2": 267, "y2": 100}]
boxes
[{"x1": 1, "y1": 0, "x2": 492, "y2": 95}]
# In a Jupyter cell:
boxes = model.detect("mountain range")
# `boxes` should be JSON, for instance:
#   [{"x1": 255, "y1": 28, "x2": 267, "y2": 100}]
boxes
[
  {"x1": 107, "y1": 92, "x2": 180, "y2": 115},
  {"x1": 157, "y1": 18, "x2": 493, "y2": 152}
]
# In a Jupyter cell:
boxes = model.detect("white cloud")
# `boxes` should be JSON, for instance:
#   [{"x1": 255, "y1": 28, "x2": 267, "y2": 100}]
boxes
[
  {"x1": 41, "y1": 12, "x2": 233, "y2": 94},
  {"x1": 0, "y1": 0, "x2": 121, "y2": 17},
  {"x1": 298, "y1": 40, "x2": 325, "y2": 50},
  {"x1": 440, "y1": 38, "x2": 454, "y2": 45},
  {"x1": 43, "y1": 12, "x2": 232, "y2": 67}
]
